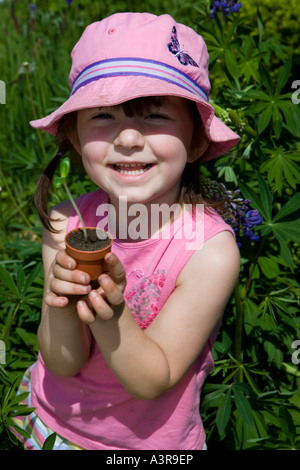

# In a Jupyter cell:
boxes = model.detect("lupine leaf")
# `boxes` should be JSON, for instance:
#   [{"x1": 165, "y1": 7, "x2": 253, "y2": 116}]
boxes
[
  {"x1": 42, "y1": 433, "x2": 57, "y2": 450},
  {"x1": 0, "y1": 266, "x2": 18, "y2": 296},
  {"x1": 216, "y1": 388, "x2": 232, "y2": 435},
  {"x1": 258, "y1": 105, "x2": 272, "y2": 134},
  {"x1": 232, "y1": 386, "x2": 254, "y2": 428}
]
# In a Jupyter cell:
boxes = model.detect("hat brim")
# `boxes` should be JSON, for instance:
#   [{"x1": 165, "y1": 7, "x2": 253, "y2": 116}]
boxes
[{"x1": 30, "y1": 75, "x2": 240, "y2": 162}]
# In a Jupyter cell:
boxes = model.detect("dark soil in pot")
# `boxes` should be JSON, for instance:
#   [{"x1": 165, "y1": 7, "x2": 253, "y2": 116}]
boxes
[{"x1": 67, "y1": 228, "x2": 112, "y2": 252}]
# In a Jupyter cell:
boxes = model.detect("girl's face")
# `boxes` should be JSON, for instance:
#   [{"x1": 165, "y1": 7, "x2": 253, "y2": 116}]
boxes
[{"x1": 75, "y1": 97, "x2": 194, "y2": 208}]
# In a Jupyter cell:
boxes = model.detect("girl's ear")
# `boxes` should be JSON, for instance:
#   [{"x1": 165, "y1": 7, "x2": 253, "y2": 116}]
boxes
[
  {"x1": 57, "y1": 112, "x2": 81, "y2": 156},
  {"x1": 68, "y1": 131, "x2": 81, "y2": 156},
  {"x1": 187, "y1": 130, "x2": 210, "y2": 162},
  {"x1": 65, "y1": 124, "x2": 81, "y2": 155}
]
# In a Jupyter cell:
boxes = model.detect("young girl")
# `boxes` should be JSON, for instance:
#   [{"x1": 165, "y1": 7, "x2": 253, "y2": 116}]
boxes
[{"x1": 12, "y1": 12, "x2": 240, "y2": 450}]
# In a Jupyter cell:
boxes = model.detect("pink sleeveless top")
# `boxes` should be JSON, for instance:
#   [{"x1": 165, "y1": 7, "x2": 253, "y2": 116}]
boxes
[{"x1": 31, "y1": 189, "x2": 234, "y2": 450}]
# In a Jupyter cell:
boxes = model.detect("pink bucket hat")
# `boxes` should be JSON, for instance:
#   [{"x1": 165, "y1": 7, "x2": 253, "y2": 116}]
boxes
[{"x1": 30, "y1": 12, "x2": 240, "y2": 162}]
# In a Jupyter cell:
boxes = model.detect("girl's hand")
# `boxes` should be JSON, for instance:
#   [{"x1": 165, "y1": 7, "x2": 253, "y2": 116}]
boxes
[
  {"x1": 45, "y1": 248, "x2": 92, "y2": 309},
  {"x1": 77, "y1": 252, "x2": 126, "y2": 324}
]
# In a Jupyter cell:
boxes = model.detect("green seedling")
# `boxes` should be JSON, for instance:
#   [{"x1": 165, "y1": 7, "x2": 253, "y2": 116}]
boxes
[{"x1": 53, "y1": 156, "x2": 87, "y2": 239}]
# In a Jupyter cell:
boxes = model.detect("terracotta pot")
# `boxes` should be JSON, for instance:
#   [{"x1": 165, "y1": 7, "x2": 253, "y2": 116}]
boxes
[{"x1": 65, "y1": 227, "x2": 113, "y2": 281}]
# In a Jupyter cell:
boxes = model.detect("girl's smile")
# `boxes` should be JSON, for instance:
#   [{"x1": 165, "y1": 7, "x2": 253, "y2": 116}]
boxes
[
  {"x1": 75, "y1": 97, "x2": 195, "y2": 209},
  {"x1": 110, "y1": 162, "x2": 153, "y2": 176}
]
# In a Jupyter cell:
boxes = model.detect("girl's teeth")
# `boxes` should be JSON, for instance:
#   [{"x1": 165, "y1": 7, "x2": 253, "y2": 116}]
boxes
[{"x1": 114, "y1": 164, "x2": 151, "y2": 175}]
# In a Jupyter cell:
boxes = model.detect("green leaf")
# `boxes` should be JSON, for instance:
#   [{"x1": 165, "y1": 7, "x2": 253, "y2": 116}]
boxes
[
  {"x1": 247, "y1": 102, "x2": 269, "y2": 114},
  {"x1": 281, "y1": 159, "x2": 300, "y2": 189},
  {"x1": 257, "y1": 8, "x2": 264, "y2": 43},
  {"x1": 59, "y1": 157, "x2": 71, "y2": 179},
  {"x1": 279, "y1": 240, "x2": 295, "y2": 271},
  {"x1": 22, "y1": 263, "x2": 42, "y2": 296},
  {"x1": 6, "y1": 420, "x2": 32, "y2": 440},
  {"x1": 238, "y1": 174, "x2": 272, "y2": 223},
  {"x1": 260, "y1": 150, "x2": 300, "y2": 193},
  {"x1": 281, "y1": 106, "x2": 300, "y2": 137},
  {"x1": 0, "y1": 266, "x2": 18, "y2": 296},
  {"x1": 53, "y1": 176, "x2": 65, "y2": 189},
  {"x1": 239, "y1": 58, "x2": 260, "y2": 84},
  {"x1": 271, "y1": 220, "x2": 300, "y2": 244},
  {"x1": 278, "y1": 404, "x2": 296, "y2": 446},
  {"x1": 258, "y1": 256, "x2": 280, "y2": 279},
  {"x1": 258, "y1": 62, "x2": 273, "y2": 94},
  {"x1": 256, "y1": 172, "x2": 273, "y2": 221},
  {"x1": 272, "y1": 106, "x2": 283, "y2": 139},
  {"x1": 258, "y1": 105, "x2": 272, "y2": 134},
  {"x1": 16, "y1": 265, "x2": 25, "y2": 297},
  {"x1": 6, "y1": 391, "x2": 29, "y2": 408},
  {"x1": 224, "y1": 49, "x2": 238, "y2": 79},
  {"x1": 232, "y1": 386, "x2": 254, "y2": 428},
  {"x1": 275, "y1": 58, "x2": 292, "y2": 96},
  {"x1": 224, "y1": 166, "x2": 238, "y2": 184},
  {"x1": 0, "y1": 365, "x2": 11, "y2": 385},
  {"x1": 42, "y1": 432, "x2": 57, "y2": 450},
  {"x1": 273, "y1": 192, "x2": 300, "y2": 222},
  {"x1": 16, "y1": 327, "x2": 39, "y2": 352},
  {"x1": 9, "y1": 406, "x2": 36, "y2": 417},
  {"x1": 242, "y1": 368, "x2": 261, "y2": 395},
  {"x1": 2, "y1": 376, "x2": 19, "y2": 409},
  {"x1": 216, "y1": 388, "x2": 232, "y2": 436}
]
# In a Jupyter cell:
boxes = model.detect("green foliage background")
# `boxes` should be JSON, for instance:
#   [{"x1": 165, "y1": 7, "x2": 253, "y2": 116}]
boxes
[{"x1": 0, "y1": 0, "x2": 299, "y2": 450}]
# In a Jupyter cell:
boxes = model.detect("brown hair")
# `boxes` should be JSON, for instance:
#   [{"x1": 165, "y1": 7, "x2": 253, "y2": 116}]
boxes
[{"x1": 34, "y1": 97, "x2": 221, "y2": 233}]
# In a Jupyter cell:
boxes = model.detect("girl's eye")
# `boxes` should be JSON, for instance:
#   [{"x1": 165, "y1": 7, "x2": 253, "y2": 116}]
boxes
[
  {"x1": 146, "y1": 113, "x2": 168, "y2": 120},
  {"x1": 92, "y1": 113, "x2": 114, "y2": 120}
]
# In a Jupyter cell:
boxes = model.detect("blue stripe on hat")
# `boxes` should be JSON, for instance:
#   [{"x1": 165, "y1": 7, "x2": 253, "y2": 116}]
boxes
[{"x1": 71, "y1": 58, "x2": 208, "y2": 102}]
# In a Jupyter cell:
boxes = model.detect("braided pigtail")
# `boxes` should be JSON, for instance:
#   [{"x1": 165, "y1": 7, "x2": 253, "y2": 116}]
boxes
[
  {"x1": 34, "y1": 140, "x2": 73, "y2": 233},
  {"x1": 34, "y1": 111, "x2": 78, "y2": 233}
]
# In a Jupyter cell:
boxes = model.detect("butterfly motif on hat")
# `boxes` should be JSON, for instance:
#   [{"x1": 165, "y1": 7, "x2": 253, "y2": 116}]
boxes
[{"x1": 167, "y1": 26, "x2": 199, "y2": 68}]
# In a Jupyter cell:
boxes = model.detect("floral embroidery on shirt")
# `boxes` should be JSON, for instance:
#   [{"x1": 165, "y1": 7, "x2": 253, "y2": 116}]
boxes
[{"x1": 124, "y1": 270, "x2": 168, "y2": 329}]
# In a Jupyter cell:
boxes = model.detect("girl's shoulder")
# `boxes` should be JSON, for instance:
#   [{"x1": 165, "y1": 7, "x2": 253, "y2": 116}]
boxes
[
  {"x1": 73, "y1": 188, "x2": 109, "y2": 212},
  {"x1": 176, "y1": 229, "x2": 240, "y2": 293}
]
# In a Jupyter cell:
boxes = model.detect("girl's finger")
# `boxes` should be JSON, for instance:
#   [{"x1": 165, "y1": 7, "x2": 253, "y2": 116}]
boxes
[
  {"x1": 55, "y1": 249, "x2": 77, "y2": 270},
  {"x1": 78, "y1": 296, "x2": 113, "y2": 322},
  {"x1": 104, "y1": 253, "x2": 126, "y2": 291},
  {"x1": 98, "y1": 274, "x2": 124, "y2": 307},
  {"x1": 50, "y1": 277, "x2": 91, "y2": 297},
  {"x1": 45, "y1": 291, "x2": 69, "y2": 308},
  {"x1": 53, "y1": 263, "x2": 91, "y2": 285}
]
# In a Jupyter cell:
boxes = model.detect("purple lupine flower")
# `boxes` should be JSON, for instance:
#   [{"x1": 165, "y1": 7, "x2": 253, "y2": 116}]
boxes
[
  {"x1": 245, "y1": 210, "x2": 263, "y2": 226},
  {"x1": 29, "y1": 4, "x2": 37, "y2": 17},
  {"x1": 200, "y1": 177, "x2": 263, "y2": 248},
  {"x1": 231, "y1": 2, "x2": 242, "y2": 13},
  {"x1": 210, "y1": 0, "x2": 242, "y2": 18},
  {"x1": 66, "y1": 0, "x2": 73, "y2": 5}
]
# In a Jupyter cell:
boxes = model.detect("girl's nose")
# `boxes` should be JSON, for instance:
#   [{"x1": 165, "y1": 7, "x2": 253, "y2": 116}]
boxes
[{"x1": 114, "y1": 122, "x2": 145, "y2": 150}]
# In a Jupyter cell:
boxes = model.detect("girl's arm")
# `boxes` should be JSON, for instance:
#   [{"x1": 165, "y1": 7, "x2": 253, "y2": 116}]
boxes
[
  {"x1": 37, "y1": 201, "x2": 93, "y2": 377},
  {"x1": 78, "y1": 230, "x2": 240, "y2": 400}
]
